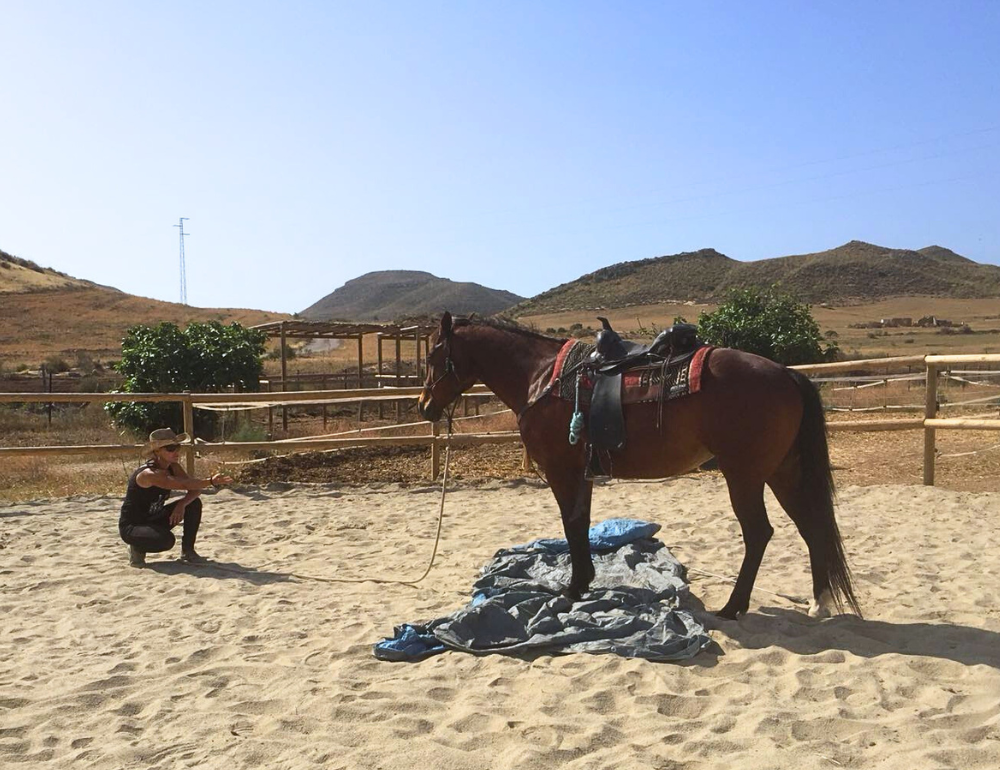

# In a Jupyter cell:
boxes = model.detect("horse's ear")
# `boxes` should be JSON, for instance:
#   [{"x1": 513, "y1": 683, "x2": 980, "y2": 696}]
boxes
[{"x1": 441, "y1": 311, "x2": 453, "y2": 338}]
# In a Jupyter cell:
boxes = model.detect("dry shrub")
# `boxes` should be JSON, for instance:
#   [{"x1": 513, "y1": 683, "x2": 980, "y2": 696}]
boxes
[{"x1": 0, "y1": 456, "x2": 129, "y2": 502}]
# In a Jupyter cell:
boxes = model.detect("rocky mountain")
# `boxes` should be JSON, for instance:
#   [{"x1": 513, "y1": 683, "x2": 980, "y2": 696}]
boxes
[
  {"x1": 511, "y1": 242, "x2": 1000, "y2": 314},
  {"x1": 300, "y1": 270, "x2": 524, "y2": 321}
]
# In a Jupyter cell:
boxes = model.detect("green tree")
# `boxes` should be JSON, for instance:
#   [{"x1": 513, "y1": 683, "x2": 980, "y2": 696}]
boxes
[
  {"x1": 105, "y1": 321, "x2": 267, "y2": 436},
  {"x1": 697, "y1": 286, "x2": 837, "y2": 365}
]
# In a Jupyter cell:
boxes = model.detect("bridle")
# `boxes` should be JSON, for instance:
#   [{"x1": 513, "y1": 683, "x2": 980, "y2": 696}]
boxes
[{"x1": 426, "y1": 336, "x2": 461, "y2": 392}]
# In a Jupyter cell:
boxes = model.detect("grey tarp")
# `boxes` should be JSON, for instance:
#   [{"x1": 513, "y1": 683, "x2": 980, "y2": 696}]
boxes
[{"x1": 374, "y1": 519, "x2": 712, "y2": 662}]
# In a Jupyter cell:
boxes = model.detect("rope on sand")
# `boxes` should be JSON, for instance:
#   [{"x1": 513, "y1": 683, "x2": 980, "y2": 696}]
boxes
[{"x1": 201, "y1": 434, "x2": 455, "y2": 587}]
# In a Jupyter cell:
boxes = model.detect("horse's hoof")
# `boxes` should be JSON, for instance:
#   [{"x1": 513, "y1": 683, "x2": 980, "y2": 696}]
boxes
[
  {"x1": 808, "y1": 590, "x2": 834, "y2": 618},
  {"x1": 562, "y1": 585, "x2": 585, "y2": 602},
  {"x1": 715, "y1": 605, "x2": 743, "y2": 621}
]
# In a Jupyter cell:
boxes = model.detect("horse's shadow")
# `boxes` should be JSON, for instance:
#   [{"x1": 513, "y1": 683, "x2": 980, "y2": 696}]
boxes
[
  {"x1": 147, "y1": 559, "x2": 295, "y2": 586},
  {"x1": 691, "y1": 601, "x2": 1000, "y2": 669}
]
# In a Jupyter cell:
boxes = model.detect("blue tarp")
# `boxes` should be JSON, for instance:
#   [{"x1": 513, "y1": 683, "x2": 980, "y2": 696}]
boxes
[{"x1": 374, "y1": 518, "x2": 711, "y2": 662}]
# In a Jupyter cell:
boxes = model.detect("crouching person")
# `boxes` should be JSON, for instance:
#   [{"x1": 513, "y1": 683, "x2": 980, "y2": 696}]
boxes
[{"x1": 120, "y1": 428, "x2": 233, "y2": 568}]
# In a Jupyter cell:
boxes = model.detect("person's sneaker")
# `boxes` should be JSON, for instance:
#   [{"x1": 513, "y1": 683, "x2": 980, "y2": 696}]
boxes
[
  {"x1": 128, "y1": 545, "x2": 146, "y2": 568},
  {"x1": 179, "y1": 550, "x2": 208, "y2": 564}
]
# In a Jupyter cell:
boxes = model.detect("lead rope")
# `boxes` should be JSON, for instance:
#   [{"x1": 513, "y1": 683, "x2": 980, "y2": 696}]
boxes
[
  {"x1": 568, "y1": 369, "x2": 584, "y2": 445},
  {"x1": 204, "y1": 410, "x2": 455, "y2": 588}
]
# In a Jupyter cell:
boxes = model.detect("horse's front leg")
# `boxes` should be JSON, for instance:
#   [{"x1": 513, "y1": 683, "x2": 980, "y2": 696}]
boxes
[{"x1": 548, "y1": 468, "x2": 595, "y2": 600}]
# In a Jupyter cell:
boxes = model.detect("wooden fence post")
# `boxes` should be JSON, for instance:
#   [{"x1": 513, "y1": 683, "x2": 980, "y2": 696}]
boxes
[
  {"x1": 183, "y1": 392, "x2": 195, "y2": 475},
  {"x1": 923, "y1": 363, "x2": 938, "y2": 485},
  {"x1": 266, "y1": 379, "x2": 273, "y2": 438},
  {"x1": 45, "y1": 367, "x2": 53, "y2": 428},
  {"x1": 377, "y1": 333, "x2": 385, "y2": 420},
  {"x1": 431, "y1": 420, "x2": 440, "y2": 480},
  {"x1": 322, "y1": 376, "x2": 328, "y2": 429},
  {"x1": 280, "y1": 322, "x2": 288, "y2": 432}
]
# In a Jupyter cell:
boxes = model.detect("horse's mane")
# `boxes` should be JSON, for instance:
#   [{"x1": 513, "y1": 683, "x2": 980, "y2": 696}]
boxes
[{"x1": 452, "y1": 316, "x2": 563, "y2": 343}]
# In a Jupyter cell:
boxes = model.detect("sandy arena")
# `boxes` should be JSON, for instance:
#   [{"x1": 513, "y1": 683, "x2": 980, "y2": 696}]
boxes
[{"x1": 2, "y1": 475, "x2": 1000, "y2": 769}]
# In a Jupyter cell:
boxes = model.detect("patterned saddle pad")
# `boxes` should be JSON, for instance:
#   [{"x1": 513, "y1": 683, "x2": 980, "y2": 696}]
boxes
[{"x1": 551, "y1": 341, "x2": 712, "y2": 406}]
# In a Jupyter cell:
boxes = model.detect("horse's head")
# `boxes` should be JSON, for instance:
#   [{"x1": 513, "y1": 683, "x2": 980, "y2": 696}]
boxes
[{"x1": 417, "y1": 312, "x2": 478, "y2": 422}]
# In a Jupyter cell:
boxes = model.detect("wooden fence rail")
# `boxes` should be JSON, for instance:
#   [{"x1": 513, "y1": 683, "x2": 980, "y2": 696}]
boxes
[{"x1": 3, "y1": 356, "x2": 1000, "y2": 483}]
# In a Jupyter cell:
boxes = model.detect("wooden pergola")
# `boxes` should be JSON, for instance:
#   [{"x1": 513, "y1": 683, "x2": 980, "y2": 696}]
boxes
[{"x1": 250, "y1": 320, "x2": 439, "y2": 428}]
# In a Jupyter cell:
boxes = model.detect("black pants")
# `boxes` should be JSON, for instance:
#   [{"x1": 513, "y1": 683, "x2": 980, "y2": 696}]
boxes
[{"x1": 120, "y1": 498, "x2": 202, "y2": 553}]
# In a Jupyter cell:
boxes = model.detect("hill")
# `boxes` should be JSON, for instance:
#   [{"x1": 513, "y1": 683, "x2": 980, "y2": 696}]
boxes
[
  {"x1": 0, "y1": 248, "x2": 288, "y2": 367},
  {"x1": 512, "y1": 241, "x2": 1000, "y2": 314},
  {"x1": 512, "y1": 249, "x2": 736, "y2": 314},
  {"x1": 300, "y1": 270, "x2": 524, "y2": 321},
  {"x1": 0, "y1": 247, "x2": 105, "y2": 293}
]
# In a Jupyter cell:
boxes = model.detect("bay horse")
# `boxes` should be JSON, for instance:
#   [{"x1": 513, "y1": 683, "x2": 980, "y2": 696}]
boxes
[{"x1": 417, "y1": 312, "x2": 861, "y2": 620}]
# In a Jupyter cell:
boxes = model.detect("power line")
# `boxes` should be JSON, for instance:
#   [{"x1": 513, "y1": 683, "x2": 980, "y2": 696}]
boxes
[{"x1": 174, "y1": 217, "x2": 189, "y2": 305}]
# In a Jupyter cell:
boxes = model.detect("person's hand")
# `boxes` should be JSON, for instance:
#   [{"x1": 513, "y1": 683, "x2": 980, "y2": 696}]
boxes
[
  {"x1": 211, "y1": 472, "x2": 234, "y2": 488},
  {"x1": 169, "y1": 503, "x2": 186, "y2": 526}
]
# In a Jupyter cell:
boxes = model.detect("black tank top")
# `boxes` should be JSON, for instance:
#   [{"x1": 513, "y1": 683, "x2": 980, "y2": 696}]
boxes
[{"x1": 120, "y1": 460, "x2": 172, "y2": 525}]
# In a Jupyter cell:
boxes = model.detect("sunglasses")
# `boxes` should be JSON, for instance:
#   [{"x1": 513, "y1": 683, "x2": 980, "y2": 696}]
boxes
[{"x1": 162, "y1": 444, "x2": 181, "y2": 452}]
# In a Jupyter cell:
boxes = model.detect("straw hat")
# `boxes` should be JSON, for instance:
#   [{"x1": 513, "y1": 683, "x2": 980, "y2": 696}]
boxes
[{"x1": 142, "y1": 427, "x2": 191, "y2": 458}]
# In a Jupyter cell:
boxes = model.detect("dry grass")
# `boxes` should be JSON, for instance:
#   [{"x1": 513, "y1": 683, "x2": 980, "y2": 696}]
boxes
[
  {"x1": 0, "y1": 259, "x2": 81, "y2": 292},
  {"x1": 0, "y1": 286, "x2": 289, "y2": 368},
  {"x1": 518, "y1": 297, "x2": 1000, "y2": 358}
]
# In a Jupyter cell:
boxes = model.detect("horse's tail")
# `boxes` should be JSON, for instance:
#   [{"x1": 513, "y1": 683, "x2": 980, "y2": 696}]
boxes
[{"x1": 788, "y1": 369, "x2": 862, "y2": 617}]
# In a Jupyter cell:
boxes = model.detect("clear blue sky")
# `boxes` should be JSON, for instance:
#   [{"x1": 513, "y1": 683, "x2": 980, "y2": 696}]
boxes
[{"x1": 2, "y1": 1, "x2": 998, "y2": 313}]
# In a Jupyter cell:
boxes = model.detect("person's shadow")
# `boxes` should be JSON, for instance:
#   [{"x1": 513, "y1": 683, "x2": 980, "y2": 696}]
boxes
[
  {"x1": 691, "y1": 601, "x2": 1000, "y2": 669},
  {"x1": 148, "y1": 559, "x2": 295, "y2": 586}
]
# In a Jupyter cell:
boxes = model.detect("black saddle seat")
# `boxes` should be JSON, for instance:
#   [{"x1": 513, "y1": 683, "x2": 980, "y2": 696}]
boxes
[
  {"x1": 590, "y1": 318, "x2": 701, "y2": 373},
  {"x1": 591, "y1": 317, "x2": 647, "y2": 363}
]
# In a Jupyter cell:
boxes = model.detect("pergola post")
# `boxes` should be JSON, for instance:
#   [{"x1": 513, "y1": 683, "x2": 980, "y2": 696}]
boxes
[
  {"x1": 395, "y1": 335, "x2": 402, "y2": 422},
  {"x1": 357, "y1": 334, "x2": 364, "y2": 422},
  {"x1": 414, "y1": 328, "x2": 422, "y2": 382},
  {"x1": 376, "y1": 333, "x2": 385, "y2": 419}
]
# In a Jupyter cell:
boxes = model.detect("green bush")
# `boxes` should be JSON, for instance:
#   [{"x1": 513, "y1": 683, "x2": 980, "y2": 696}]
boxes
[
  {"x1": 697, "y1": 285, "x2": 837, "y2": 365},
  {"x1": 105, "y1": 321, "x2": 267, "y2": 436}
]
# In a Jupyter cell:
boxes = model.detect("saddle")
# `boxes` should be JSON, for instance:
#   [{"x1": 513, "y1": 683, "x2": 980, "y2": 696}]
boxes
[
  {"x1": 590, "y1": 317, "x2": 699, "y2": 373},
  {"x1": 586, "y1": 319, "x2": 704, "y2": 473}
]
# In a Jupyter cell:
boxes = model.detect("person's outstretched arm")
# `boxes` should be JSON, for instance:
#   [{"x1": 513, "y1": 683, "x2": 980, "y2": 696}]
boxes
[{"x1": 136, "y1": 466, "x2": 233, "y2": 491}]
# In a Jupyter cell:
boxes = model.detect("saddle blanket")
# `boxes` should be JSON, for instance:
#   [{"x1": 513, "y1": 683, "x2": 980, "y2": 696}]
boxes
[{"x1": 551, "y1": 340, "x2": 713, "y2": 405}]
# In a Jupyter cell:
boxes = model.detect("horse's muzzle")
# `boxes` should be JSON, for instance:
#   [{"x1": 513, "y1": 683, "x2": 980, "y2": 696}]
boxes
[{"x1": 417, "y1": 390, "x2": 440, "y2": 422}]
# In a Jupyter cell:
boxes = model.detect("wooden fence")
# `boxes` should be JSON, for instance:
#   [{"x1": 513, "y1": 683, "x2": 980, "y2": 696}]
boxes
[{"x1": 3, "y1": 354, "x2": 1000, "y2": 484}]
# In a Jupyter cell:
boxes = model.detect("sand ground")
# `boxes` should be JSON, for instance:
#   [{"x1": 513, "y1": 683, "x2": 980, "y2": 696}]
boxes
[{"x1": 2, "y1": 476, "x2": 1000, "y2": 769}]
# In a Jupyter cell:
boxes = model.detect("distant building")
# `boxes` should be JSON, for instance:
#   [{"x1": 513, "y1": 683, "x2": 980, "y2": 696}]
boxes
[{"x1": 916, "y1": 316, "x2": 953, "y2": 328}]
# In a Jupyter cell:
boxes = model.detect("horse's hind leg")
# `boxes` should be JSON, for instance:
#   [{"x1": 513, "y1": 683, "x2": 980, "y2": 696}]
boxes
[
  {"x1": 767, "y1": 460, "x2": 837, "y2": 618},
  {"x1": 717, "y1": 470, "x2": 773, "y2": 619}
]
